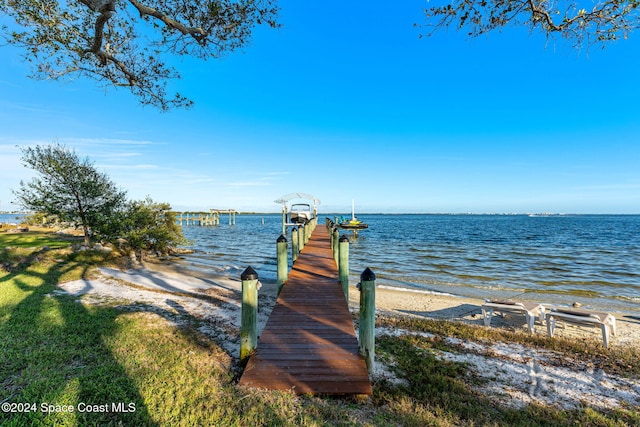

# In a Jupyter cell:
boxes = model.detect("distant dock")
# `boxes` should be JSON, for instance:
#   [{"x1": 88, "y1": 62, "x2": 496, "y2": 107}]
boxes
[{"x1": 174, "y1": 209, "x2": 237, "y2": 226}]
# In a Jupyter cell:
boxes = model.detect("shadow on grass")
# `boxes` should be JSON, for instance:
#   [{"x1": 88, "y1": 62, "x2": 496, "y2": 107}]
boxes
[
  {"x1": 0, "y1": 254, "x2": 157, "y2": 426},
  {"x1": 0, "y1": 247, "x2": 298, "y2": 426}
]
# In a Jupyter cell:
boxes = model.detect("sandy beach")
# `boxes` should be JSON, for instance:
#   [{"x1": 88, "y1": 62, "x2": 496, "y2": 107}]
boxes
[
  {"x1": 359, "y1": 285, "x2": 640, "y2": 348},
  {"x1": 54, "y1": 259, "x2": 640, "y2": 411}
]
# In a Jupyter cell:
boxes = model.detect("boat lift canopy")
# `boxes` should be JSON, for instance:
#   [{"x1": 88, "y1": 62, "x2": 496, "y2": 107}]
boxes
[
  {"x1": 274, "y1": 193, "x2": 321, "y2": 206},
  {"x1": 274, "y1": 193, "x2": 321, "y2": 235}
]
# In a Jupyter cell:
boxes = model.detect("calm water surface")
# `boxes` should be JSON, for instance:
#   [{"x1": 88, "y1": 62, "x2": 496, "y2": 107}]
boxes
[
  {"x1": 180, "y1": 214, "x2": 640, "y2": 315},
  {"x1": 4, "y1": 213, "x2": 638, "y2": 314}
]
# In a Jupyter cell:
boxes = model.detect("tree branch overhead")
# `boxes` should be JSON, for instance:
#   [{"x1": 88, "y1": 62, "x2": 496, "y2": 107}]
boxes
[
  {"x1": 421, "y1": 0, "x2": 639, "y2": 47},
  {"x1": 1, "y1": 0, "x2": 279, "y2": 110}
]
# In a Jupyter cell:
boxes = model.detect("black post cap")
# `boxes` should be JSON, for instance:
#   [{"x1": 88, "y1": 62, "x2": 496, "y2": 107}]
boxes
[
  {"x1": 241, "y1": 266, "x2": 259, "y2": 281},
  {"x1": 339, "y1": 235, "x2": 349, "y2": 243},
  {"x1": 360, "y1": 267, "x2": 375, "y2": 281},
  {"x1": 277, "y1": 234, "x2": 287, "y2": 243}
]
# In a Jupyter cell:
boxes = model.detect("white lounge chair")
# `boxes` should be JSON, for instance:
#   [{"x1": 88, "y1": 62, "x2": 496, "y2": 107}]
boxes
[
  {"x1": 481, "y1": 300, "x2": 546, "y2": 333},
  {"x1": 546, "y1": 308, "x2": 616, "y2": 348}
]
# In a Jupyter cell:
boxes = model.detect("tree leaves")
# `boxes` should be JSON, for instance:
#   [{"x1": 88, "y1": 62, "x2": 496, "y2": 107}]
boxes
[
  {"x1": 421, "y1": 0, "x2": 639, "y2": 49},
  {"x1": 1, "y1": 0, "x2": 279, "y2": 110},
  {"x1": 13, "y1": 143, "x2": 127, "y2": 245}
]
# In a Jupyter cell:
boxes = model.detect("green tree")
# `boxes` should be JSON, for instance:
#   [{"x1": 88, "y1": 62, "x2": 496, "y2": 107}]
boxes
[
  {"x1": 13, "y1": 143, "x2": 127, "y2": 246},
  {"x1": 422, "y1": 0, "x2": 639, "y2": 47},
  {"x1": 0, "y1": 0, "x2": 279, "y2": 110},
  {"x1": 115, "y1": 197, "x2": 187, "y2": 261}
]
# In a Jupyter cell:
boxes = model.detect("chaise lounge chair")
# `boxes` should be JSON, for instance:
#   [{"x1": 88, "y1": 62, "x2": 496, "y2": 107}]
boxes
[
  {"x1": 481, "y1": 300, "x2": 546, "y2": 333},
  {"x1": 546, "y1": 308, "x2": 616, "y2": 348}
]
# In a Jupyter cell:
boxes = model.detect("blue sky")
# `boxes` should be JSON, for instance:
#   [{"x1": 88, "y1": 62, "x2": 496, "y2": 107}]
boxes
[{"x1": 1, "y1": 1, "x2": 639, "y2": 214}]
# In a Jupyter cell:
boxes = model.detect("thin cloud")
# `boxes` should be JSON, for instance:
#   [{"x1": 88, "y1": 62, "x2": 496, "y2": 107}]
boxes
[
  {"x1": 227, "y1": 181, "x2": 273, "y2": 187},
  {"x1": 63, "y1": 137, "x2": 157, "y2": 146},
  {"x1": 92, "y1": 152, "x2": 144, "y2": 160},
  {"x1": 101, "y1": 163, "x2": 159, "y2": 170}
]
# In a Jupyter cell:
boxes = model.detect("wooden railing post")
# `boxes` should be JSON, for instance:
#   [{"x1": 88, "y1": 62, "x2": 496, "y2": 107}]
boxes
[
  {"x1": 276, "y1": 234, "x2": 288, "y2": 294},
  {"x1": 332, "y1": 226, "x2": 339, "y2": 263},
  {"x1": 298, "y1": 223, "x2": 305, "y2": 252},
  {"x1": 358, "y1": 268, "x2": 376, "y2": 373},
  {"x1": 304, "y1": 220, "x2": 311, "y2": 243},
  {"x1": 291, "y1": 227, "x2": 299, "y2": 262},
  {"x1": 281, "y1": 206, "x2": 286, "y2": 235},
  {"x1": 240, "y1": 266, "x2": 260, "y2": 365},
  {"x1": 338, "y1": 235, "x2": 349, "y2": 300}
]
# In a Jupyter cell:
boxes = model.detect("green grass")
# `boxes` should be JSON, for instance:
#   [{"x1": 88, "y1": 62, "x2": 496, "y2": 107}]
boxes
[{"x1": 1, "y1": 230, "x2": 639, "y2": 426}]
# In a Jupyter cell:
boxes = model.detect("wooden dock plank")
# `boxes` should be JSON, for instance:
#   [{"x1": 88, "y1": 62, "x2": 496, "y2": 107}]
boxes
[{"x1": 238, "y1": 224, "x2": 372, "y2": 395}]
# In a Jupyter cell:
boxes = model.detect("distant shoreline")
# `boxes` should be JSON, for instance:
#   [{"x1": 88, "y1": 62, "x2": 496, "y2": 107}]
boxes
[{"x1": 2, "y1": 211, "x2": 639, "y2": 217}]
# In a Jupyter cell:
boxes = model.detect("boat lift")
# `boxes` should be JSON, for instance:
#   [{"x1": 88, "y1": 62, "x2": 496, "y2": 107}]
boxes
[{"x1": 274, "y1": 193, "x2": 321, "y2": 235}]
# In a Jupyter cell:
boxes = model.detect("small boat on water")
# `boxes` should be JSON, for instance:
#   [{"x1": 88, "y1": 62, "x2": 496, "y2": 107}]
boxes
[
  {"x1": 338, "y1": 200, "x2": 368, "y2": 230},
  {"x1": 289, "y1": 203, "x2": 313, "y2": 224}
]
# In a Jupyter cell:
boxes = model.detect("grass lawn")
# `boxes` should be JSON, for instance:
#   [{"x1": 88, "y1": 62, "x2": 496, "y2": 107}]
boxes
[{"x1": 1, "y1": 230, "x2": 639, "y2": 426}]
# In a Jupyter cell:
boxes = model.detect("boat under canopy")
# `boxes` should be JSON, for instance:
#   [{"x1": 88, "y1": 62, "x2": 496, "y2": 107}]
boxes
[{"x1": 274, "y1": 193, "x2": 321, "y2": 234}]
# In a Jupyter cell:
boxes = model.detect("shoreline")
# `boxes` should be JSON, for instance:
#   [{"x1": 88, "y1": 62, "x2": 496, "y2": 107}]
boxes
[
  {"x1": 367, "y1": 275, "x2": 640, "y2": 319},
  {"x1": 52, "y1": 256, "x2": 640, "y2": 411},
  {"x1": 142, "y1": 257, "x2": 640, "y2": 349},
  {"x1": 350, "y1": 281, "x2": 640, "y2": 348},
  {"x1": 181, "y1": 248, "x2": 640, "y2": 318}
]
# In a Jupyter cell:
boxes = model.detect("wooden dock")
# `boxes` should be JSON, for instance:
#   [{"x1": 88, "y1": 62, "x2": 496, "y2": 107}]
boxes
[
  {"x1": 238, "y1": 225, "x2": 372, "y2": 395},
  {"x1": 174, "y1": 209, "x2": 237, "y2": 226}
]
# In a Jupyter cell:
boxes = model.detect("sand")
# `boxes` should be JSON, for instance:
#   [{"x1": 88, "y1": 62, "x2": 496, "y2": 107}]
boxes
[{"x1": 53, "y1": 260, "x2": 640, "y2": 411}]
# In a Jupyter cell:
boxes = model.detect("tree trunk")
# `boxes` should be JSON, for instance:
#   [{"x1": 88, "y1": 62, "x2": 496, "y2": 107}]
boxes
[{"x1": 83, "y1": 225, "x2": 91, "y2": 247}]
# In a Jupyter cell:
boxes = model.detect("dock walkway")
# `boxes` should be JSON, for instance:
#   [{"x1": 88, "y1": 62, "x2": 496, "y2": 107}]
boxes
[{"x1": 238, "y1": 225, "x2": 372, "y2": 395}]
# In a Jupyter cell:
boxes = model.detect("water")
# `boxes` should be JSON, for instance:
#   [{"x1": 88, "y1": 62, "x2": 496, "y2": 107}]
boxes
[
  {"x1": 0, "y1": 213, "x2": 28, "y2": 224},
  {"x1": 178, "y1": 214, "x2": 284, "y2": 280},
  {"x1": 347, "y1": 214, "x2": 640, "y2": 314},
  {"x1": 4, "y1": 212, "x2": 639, "y2": 315},
  {"x1": 179, "y1": 214, "x2": 640, "y2": 316}
]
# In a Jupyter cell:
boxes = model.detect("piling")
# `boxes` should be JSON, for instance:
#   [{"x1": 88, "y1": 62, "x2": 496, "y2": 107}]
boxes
[
  {"x1": 298, "y1": 224, "x2": 305, "y2": 252},
  {"x1": 358, "y1": 267, "x2": 376, "y2": 373},
  {"x1": 338, "y1": 235, "x2": 349, "y2": 300},
  {"x1": 276, "y1": 234, "x2": 288, "y2": 294},
  {"x1": 332, "y1": 226, "x2": 339, "y2": 263},
  {"x1": 306, "y1": 220, "x2": 312, "y2": 241},
  {"x1": 291, "y1": 227, "x2": 299, "y2": 262},
  {"x1": 240, "y1": 266, "x2": 259, "y2": 365}
]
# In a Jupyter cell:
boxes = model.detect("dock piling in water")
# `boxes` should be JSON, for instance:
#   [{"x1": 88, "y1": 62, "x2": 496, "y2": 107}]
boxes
[
  {"x1": 174, "y1": 209, "x2": 237, "y2": 226},
  {"x1": 332, "y1": 226, "x2": 339, "y2": 263}
]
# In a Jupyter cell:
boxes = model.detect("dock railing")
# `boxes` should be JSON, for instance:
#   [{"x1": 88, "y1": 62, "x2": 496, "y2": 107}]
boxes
[
  {"x1": 245, "y1": 216, "x2": 376, "y2": 376},
  {"x1": 238, "y1": 218, "x2": 375, "y2": 394}
]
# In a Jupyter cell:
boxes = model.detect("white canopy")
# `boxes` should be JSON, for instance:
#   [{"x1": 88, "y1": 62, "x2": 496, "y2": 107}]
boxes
[{"x1": 274, "y1": 193, "x2": 321, "y2": 205}]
